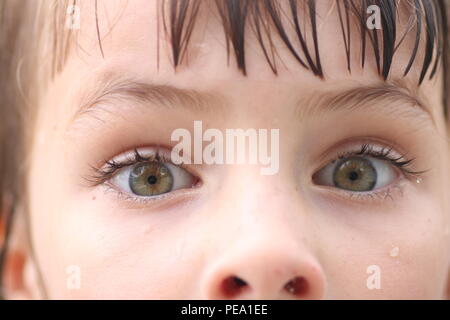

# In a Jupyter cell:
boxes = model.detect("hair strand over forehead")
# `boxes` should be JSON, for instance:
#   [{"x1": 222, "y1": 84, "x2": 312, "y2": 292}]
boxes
[{"x1": 160, "y1": 0, "x2": 447, "y2": 88}]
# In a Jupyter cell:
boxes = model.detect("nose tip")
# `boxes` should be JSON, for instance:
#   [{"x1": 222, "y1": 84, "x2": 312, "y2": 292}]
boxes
[{"x1": 202, "y1": 251, "x2": 326, "y2": 299}]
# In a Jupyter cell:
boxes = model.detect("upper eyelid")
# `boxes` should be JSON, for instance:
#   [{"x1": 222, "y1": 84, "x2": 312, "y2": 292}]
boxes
[
  {"x1": 314, "y1": 137, "x2": 412, "y2": 165},
  {"x1": 87, "y1": 147, "x2": 196, "y2": 187},
  {"x1": 316, "y1": 142, "x2": 423, "y2": 174},
  {"x1": 103, "y1": 147, "x2": 171, "y2": 167},
  {"x1": 333, "y1": 145, "x2": 408, "y2": 164},
  {"x1": 87, "y1": 148, "x2": 168, "y2": 186},
  {"x1": 336, "y1": 145, "x2": 403, "y2": 161}
]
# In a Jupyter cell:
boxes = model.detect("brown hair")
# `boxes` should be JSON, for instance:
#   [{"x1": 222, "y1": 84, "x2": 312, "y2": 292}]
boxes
[{"x1": 0, "y1": 0, "x2": 72, "y2": 298}]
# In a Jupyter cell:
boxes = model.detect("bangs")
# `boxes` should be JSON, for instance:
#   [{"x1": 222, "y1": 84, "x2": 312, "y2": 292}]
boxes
[{"x1": 157, "y1": 0, "x2": 448, "y2": 84}]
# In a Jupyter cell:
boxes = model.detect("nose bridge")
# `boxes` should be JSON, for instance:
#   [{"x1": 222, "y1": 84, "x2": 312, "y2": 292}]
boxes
[
  {"x1": 217, "y1": 166, "x2": 300, "y2": 222},
  {"x1": 214, "y1": 166, "x2": 314, "y2": 253}
]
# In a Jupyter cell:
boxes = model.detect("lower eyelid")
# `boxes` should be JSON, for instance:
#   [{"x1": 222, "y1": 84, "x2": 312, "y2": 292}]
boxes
[
  {"x1": 347, "y1": 185, "x2": 404, "y2": 202},
  {"x1": 100, "y1": 182, "x2": 203, "y2": 210},
  {"x1": 311, "y1": 177, "x2": 409, "y2": 206}
]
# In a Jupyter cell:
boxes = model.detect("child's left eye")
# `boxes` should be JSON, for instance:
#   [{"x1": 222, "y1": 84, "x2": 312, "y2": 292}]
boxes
[
  {"x1": 110, "y1": 161, "x2": 197, "y2": 197},
  {"x1": 313, "y1": 156, "x2": 398, "y2": 192}
]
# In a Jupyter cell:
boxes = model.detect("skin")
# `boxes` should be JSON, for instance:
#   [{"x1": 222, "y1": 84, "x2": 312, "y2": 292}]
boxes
[{"x1": 4, "y1": 0, "x2": 450, "y2": 299}]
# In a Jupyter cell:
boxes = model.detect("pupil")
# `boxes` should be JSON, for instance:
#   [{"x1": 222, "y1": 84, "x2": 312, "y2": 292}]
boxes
[
  {"x1": 147, "y1": 175, "x2": 158, "y2": 185},
  {"x1": 348, "y1": 171, "x2": 359, "y2": 181}
]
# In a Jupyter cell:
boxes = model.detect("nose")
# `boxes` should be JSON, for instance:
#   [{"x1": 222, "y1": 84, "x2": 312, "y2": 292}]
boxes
[{"x1": 201, "y1": 244, "x2": 326, "y2": 300}]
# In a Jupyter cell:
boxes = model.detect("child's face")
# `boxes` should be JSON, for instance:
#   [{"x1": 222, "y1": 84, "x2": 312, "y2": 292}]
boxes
[{"x1": 13, "y1": 0, "x2": 450, "y2": 299}]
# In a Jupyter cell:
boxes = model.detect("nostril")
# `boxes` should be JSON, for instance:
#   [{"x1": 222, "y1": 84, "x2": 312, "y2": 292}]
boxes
[
  {"x1": 284, "y1": 276, "x2": 309, "y2": 296},
  {"x1": 222, "y1": 276, "x2": 248, "y2": 297}
]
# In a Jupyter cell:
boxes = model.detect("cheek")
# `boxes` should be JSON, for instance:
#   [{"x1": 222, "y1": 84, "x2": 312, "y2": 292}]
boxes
[
  {"x1": 317, "y1": 195, "x2": 450, "y2": 299},
  {"x1": 31, "y1": 191, "x2": 207, "y2": 299}
]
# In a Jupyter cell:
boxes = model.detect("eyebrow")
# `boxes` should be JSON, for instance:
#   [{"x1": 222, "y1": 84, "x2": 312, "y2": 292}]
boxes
[
  {"x1": 73, "y1": 74, "x2": 227, "y2": 122},
  {"x1": 295, "y1": 80, "x2": 435, "y2": 126},
  {"x1": 72, "y1": 74, "x2": 436, "y2": 129}
]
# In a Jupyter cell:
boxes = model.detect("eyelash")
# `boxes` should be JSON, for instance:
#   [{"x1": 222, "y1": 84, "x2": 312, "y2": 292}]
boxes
[
  {"x1": 88, "y1": 148, "x2": 174, "y2": 187},
  {"x1": 335, "y1": 143, "x2": 425, "y2": 177}
]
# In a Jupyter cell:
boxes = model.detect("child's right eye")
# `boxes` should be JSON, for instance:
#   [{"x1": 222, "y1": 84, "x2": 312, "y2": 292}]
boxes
[
  {"x1": 110, "y1": 161, "x2": 197, "y2": 198},
  {"x1": 90, "y1": 148, "x2": 200, "y2": 200}
]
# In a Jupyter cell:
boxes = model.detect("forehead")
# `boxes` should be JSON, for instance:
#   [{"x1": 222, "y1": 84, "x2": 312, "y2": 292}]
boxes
[{"x1": 60, "y1": 0, "x2": 444, "y2": 98}]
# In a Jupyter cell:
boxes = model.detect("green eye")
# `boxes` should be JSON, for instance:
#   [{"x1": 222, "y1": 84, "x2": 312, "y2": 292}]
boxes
[
  {"x1": 129, "y1": 162, "x2": 174, "y2": 196},
  {"x1": 332, "y1": 157, "x2": 377, "y2": 192},
  {"x1": 110, "y1": 155, "x2": 197, "y2": 198},
  {"x1": 313, "y1": 154, "x2": 397, "y2": 193}
]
